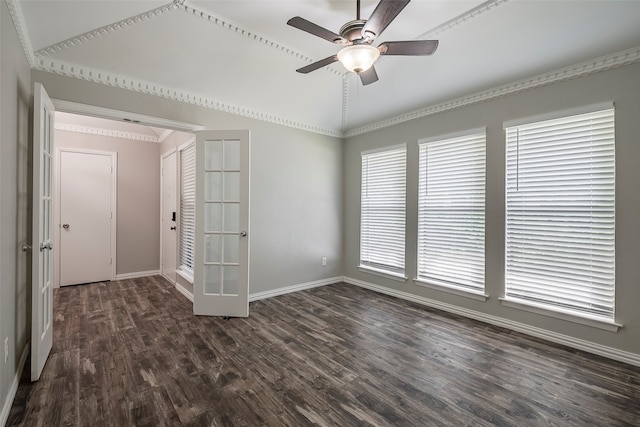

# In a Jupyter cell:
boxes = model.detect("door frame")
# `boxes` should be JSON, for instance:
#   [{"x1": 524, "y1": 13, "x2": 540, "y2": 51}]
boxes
[
  {"x1": 54, "y1": 148, "x2": 117, "y2": 287},
  {"x1": 160, "y1": 147, "x2": 177, "y2": 284}
]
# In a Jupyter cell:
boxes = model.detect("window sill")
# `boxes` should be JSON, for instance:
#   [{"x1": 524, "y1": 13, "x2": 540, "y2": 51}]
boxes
[
  {"x1": 499, "y1": 297, "x2": 622, "y2": 332},
  {"x1": 176, "y1": 267, "x2": 194, "y2": 285},
  {"x1": 358, "y1": 265, "x2": 407, "y2": 283},
  {"x1": 414, "y1": 278, "x2": 488, "y2": 302}
]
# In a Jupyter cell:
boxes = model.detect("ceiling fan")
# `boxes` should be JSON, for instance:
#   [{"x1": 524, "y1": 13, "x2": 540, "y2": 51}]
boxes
[{"x1": 287, "y1": 0, "x2": 439, "y2": 85}]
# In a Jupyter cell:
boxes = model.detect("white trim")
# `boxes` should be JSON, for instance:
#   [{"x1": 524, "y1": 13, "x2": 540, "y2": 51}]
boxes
[
  {"x1": 418, "y1": 127, "x2": 487, "y2": 145},
  {"x1": 178, "y1": 2, "x2": 342, "y2": 80},
  {"x1": 157, "y1": 128, "x2": 174, "y2": 142},
  {"x1": 357, "y1": 266, "x2": 407, "y2": 283},
  {"x1": 34, "y1": 2, "x2": 178, "y2": 56},
  {"x1": 51, "y1": 99, "x2": 204, "y2": 132},
  {"x1": 176, "y1": 267, "x2": 193, "y2": 285},
  {"x1": 55, "y1": 122, "x2": 161, "y2": 143},
  {"x1": 0, "y1": 344, "x2": 29, "y2": 427},
  {"x1": 414, "y1": 279, "x2": 489, "y2": 302},
  {"x1": 361, "y1": 143, "x2": 406, "y2": 157},
  {"x1": 346, "y1": 45, "x2": 640, "y2": 137},
  {"x1": 499, "y1": 298, "x2": 621, "y2": 332},
  {"x1": 35, "y1": 59, "x2": 341, "y2": 137},
  {"x1": 248, "y1": 277, "x2": 342, "y2": 302},
  {"x1": 177, "y1": 137, "x2": 196, "y2": 152},
  {"x1": 503, "y1": 102, "x2": 615, "y2": 128},
  {"x1": 175, "y1": 282, "x2": 194, "y2": 302},
  {"x1": 115, "y1": 270, "x2": 160, "y2": 280},
  {"x1": 160, "y1": 149, "x2": 179, "y2": 286},
  {"x1": 5, "y1": 0, "x2": 34, "y2": 66},
  {"x1": 416, "y1": 0, "x2": 508, "y2": 40},
  {"x1": 343, "y1": 276, "x2": 640, "y2": 367},
  {"x1": 54, "y1": 148, "x2": 118, "y2": 287}
]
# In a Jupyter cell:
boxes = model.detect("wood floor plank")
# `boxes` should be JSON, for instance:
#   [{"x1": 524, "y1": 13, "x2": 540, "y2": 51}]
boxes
[{"x1": 7, "y1": 276, "x2": 640, "y2": 426}]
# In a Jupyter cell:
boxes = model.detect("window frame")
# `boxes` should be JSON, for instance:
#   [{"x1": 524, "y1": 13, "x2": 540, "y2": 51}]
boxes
[
  {"x1": 177, "y1": 140, "x2": 196, "y2": 283},
  {"x1": 502, "y1": 103, "x2": 618, "y2": 329},
  {"x1": 415, "y1": 129, "x2": 487, "y2": 298},
  {"x1": 359, "y1": 144, "x2": 408, "y2": 280}
]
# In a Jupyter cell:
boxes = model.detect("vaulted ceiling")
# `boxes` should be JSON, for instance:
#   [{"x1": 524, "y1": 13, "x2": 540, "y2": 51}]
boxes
[{"x1": 7, "y1": 0, "x2": 640, "y2": 137}]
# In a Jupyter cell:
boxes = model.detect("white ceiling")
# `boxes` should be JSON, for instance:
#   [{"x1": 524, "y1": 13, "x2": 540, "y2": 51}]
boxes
[{"x1": 9, "y1": 0, "x2": 640, "y2": 136}]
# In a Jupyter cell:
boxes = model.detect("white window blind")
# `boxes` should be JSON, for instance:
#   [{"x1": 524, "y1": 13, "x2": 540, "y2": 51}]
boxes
[
  {"x1": 360, "y1": 145, "x2": 407, "y2": 276},
  {"x1": 505, "y1": 107, "x2": 615, "y2": 320},
  {"x1": 418, "y1": 132, "x2": 486, "y2": 292},
  {"x1": 179, "y1": 142, "x2": 196, "y2": 276}
]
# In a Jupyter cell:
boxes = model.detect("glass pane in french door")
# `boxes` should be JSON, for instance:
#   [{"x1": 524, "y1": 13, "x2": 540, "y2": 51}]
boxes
[{"x1": 203, "y1": 138, "x2": 241, "y2": 296}]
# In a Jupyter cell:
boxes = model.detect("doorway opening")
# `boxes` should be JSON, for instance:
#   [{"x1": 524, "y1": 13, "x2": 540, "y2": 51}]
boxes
[{"x1": 51, "y1": 103, "x2": 202, "y2": 290}]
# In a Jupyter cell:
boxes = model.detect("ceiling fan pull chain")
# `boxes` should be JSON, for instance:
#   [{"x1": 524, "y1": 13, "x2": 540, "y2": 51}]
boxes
[{"x1": 357, "y1": 0, "x2": 360, "y2": 20}]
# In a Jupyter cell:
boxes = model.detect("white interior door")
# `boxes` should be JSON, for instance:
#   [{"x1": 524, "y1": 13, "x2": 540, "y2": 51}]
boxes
[
  {"x1": 32, "y1": 83, "x2": 54, "y2": 381},
  {"x1": 161, "y1": 150, "x2": 178, "y2": 283},
  {"x1": 59, "y1": 150, "x2": 115, "y2": 286},
  {"x1": 194, "y1": 130, "x2": 250, "y2": 317}
]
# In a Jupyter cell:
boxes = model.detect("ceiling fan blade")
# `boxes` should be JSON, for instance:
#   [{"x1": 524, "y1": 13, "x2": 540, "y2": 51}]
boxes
[
  {"x1": 379, "y1": 40, "x2": 439, "y2": 56},
  {"x1": 359, "y1": 66, "x2": 379, "y2": 85},
  {"x1": 361, "y1": 0, "x2": 410, "y2": 40},
  {"x1": 296, "y1": 55, "x2": 339, "y2": 74},
  {"x1": 287, "y1": 17, "x2": 345, "y2": 44}
]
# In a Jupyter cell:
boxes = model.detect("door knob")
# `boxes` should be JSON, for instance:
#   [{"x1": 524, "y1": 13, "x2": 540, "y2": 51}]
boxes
[
  {"x1": 22, "y1": 245, "x2": 32, "y2": 252},
  {"x1": 62, "y1": 223, "x2": 70, "y2": 229},
  {"x1": 240, "y1": 231, "x2": 247, "y2": 237}
]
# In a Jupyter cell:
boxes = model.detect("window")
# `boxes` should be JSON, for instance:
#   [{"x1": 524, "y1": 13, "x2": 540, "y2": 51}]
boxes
[
  {"x1": 417, "y1": 131, "x2": 486, "y2": 293},
  {"x1": 504, "y1": 106, "x2": 615, "y2": 320},
  {"x1": 178, "y1": 141, "x2": 196, "y2": 279},
  {"x1": 360, "y1": 145, "x2": 407, "y2": 278}
]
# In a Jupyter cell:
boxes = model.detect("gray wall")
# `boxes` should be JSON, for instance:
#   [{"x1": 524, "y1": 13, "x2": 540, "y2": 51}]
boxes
[
  {"x1": 33, "y1": 70, "x2": 344, "y2": 295},
  {"x1": 343, "y1": 62, "x2": 640, "y2": 357},
  {"x1": 0, "y1": 0, "x2": 32, "y2": 418},
  {"x1": 54, "y1": 130, "x2": 161, "y2": 276}
]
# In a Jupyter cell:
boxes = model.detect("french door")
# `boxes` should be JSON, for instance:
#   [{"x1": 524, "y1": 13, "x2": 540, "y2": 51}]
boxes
[
  {"x1": 31, "y1": 83, "x2": 54, "y2": 381},
  {"x1": 193, "y1": 130, "x2": 250, "y2": 317}
]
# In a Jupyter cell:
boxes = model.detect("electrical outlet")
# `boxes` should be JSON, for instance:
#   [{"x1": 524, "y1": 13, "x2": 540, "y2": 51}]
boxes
[
  {"x1": 322, "y1": 256, "x2": 327, "y2": 266},
  {"x1": 4, "y1": 337, "x2": 8, "y2": 364}
]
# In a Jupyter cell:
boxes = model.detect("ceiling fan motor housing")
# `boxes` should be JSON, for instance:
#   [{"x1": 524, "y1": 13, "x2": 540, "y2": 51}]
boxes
[{"x1": 339, "y1": 20, "x2": 368, "y2": 43}]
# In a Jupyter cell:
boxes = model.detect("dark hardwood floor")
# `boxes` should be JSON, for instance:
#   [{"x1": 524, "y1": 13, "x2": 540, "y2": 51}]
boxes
[{"x1": 7, "y1": 276, "x2": 640, "y2": 426}]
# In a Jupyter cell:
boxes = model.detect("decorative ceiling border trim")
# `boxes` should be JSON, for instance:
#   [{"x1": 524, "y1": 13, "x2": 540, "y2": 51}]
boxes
[
  {"x1": 341, "y1": 76, "x2": 350, "y2": 133},
  {"x1": 5, "y1": 0, "x2": 35, "y2": 66},
  {"x1": 157, "y1": 128, "x2": 175, "y2": 142},
  {"x1": 178, "y1": 1, "x2": 344, "y2": 78},
  {"x1": 345, "y1": 45, "x2": 640, "y2": 137},
  {"x1": 55, "y1": 122, "x2": 161, "y2": 143},
  {"x1": 416, "y1": 0, "x2": 509, "y2": 40},
  {"x1": 34, "y1": 57, "x2": 342, "y2": 137},
  {"x1": 34, "y1": 1, "x2": 178, "y2": 56}
]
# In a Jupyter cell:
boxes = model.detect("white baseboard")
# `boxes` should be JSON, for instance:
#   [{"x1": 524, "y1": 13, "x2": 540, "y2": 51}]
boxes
[
  {"x1": 249, "y1": 276, "x2": 342, "y2": 302},
  {"x1": 175, "y1": 282, "x2": 193, "y2": 302},
  {"x1": 115, "y1": 270, "x2": 160, "y2": 280},
  {"x1": 1, "y1": 344, "x2": 29, "y2": 427},
  {"x1": 343, "y1": 276, "x2": 640, "y2": 368}
]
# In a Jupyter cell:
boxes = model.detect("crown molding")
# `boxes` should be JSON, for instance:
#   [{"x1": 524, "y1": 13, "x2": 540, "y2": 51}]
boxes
[
  {"x1": 157, "y1": 128, "x2": 174, "y2": 142},
  {"x1": 34, "y1": 57, "x2": 342, "y2": 137},
  {"x1": 341, "y1": 76, "x2": 350, "y2": 133},
  {"x1": 34, "y1": 1, "x2": 178, "y2": 57},
  {"x1": 5, "y1": 0, "x2": 35, "y2": 66},
  {"x1": 55, "y1": 122, "x2": 161, "y2": 143},
  {"x1": 345, "y1": 45, "x2": 640, "y2": 137},
  {"x1": 417, "y1": 0, "x2": 509, "y2": 40},
  {"x1": 178, "y1": 1, "x2": 344, "y2": 79}
]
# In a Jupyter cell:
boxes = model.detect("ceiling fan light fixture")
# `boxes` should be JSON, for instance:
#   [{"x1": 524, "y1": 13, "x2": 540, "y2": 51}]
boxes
[{"x1": 337, "y1": 44, "x2": 380, "y2": 74}]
